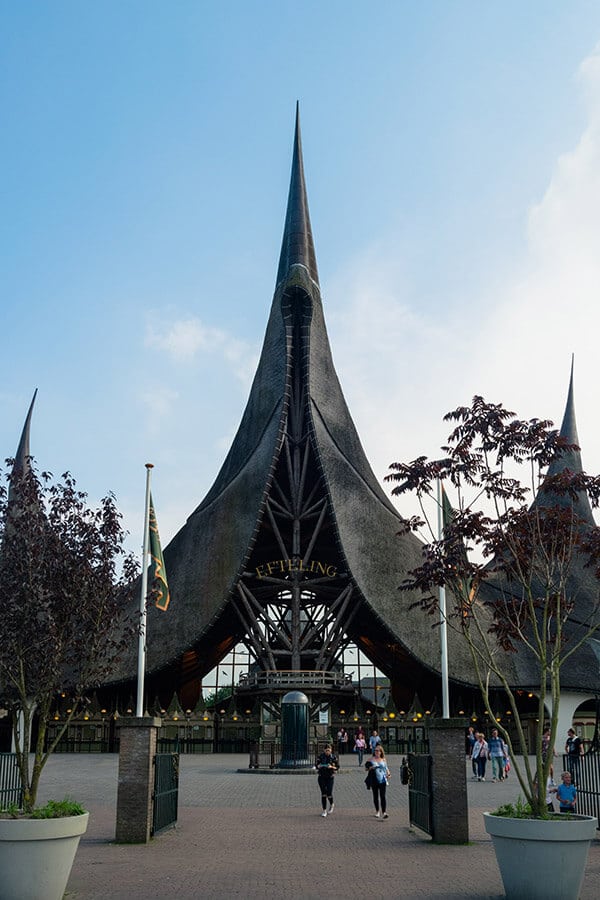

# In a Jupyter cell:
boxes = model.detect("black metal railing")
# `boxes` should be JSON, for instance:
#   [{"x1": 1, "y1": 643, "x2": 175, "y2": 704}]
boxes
[
  {"x1": 152, "y1": 752, "x2": 179, "y2": 836},
  {"x1": 52, "y1": 738, "x2": 115, "y2": 753},
  {"x1": 0, "y1": 753, "x2": 23, "y2": 810},
  {"x1": 239, "y1": 670, "x2": 352, "y2": 691},
  {"x1": 407, "y1": 752, "x2": 433, "y2": 836},
  {"x1": 562, "y1": 751, "x2": 600, "y2": 827},
  {"x1": 249, "y1": 741, "x2": 327, "y2": 768}
]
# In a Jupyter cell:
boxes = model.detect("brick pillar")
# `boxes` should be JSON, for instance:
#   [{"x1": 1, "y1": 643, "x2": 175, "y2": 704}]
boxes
[
  {"x1": 427, "y1": 717, "x2": 469, "y2": 844},
  {"x1": 115, "y1": 717, "x2": 162, "y2": 843}
]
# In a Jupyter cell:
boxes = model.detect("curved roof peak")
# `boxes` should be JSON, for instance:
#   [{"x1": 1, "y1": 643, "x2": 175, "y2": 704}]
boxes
[
  {"x1": 14, "y1": 389, "x2": 37, "y2": 474},
  {"x1": 275, "y1": 104, "x2": 319, "y2": 289},
  {"x1": 548, "y1": 355, "x2": 583, "y2": 477},
  {"x1": 9, "y1": 389, "x2": 37, "y2": 500},
  {"x1": 557, "y1": 354, "x2": 578, "y2": 450},
  {"x1": 543, "y1": 357, "x2": 595, "y2": 525}
]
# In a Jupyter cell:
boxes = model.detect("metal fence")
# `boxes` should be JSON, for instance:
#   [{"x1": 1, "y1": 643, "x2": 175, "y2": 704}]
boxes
[
  {"x1": 249, "y1": 741, "x2": 328, "y2": 768},
  {"x1": 0, "y1": 753, "x2": 23, "y2": 810},
  {"x1": 407, "y1": 752, "x2": 433, "y2": 836},
  {"x1": 152, "y1": 752, "x2": 179, "y2": 836},
  {"x1": 562, "y1": 751, "x2": 600, "y2": 827}
]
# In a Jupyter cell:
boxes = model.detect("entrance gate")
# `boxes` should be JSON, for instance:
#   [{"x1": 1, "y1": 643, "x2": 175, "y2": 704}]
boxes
[
  {"x1": 152, "y1": 752, "x2": 179, "y2": 835},
  {"x1": 563, "y1": 751, "x2": 600, "y2": 827},
  {"x1": 407, "y1": 752, "x2": 433, "y2": 836},
  {"x1": 0, "y1": 754, "x2": 23, "y2": 809}
]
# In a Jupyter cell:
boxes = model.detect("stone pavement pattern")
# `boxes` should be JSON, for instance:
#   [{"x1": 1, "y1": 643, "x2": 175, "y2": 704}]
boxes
[{"x1": 36, "y1": 754, "x2": 600, "y2": 900}]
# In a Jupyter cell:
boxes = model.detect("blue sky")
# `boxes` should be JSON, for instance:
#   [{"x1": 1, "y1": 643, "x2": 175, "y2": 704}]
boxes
[{"x1": 3, "y1": 2, "x2": 600, "y2": 552}]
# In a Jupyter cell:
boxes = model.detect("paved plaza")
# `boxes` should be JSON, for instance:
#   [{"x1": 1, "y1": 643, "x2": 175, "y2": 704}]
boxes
[{"x1": 37, "y1": 753, "x2": 600, "y2": 900}]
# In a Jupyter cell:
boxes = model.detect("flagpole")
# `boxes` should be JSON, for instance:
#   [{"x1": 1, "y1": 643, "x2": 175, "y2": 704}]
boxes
[
  {"x1": 437, "y1": 478, "x2": 450, "y2": 718},
  {"x1": 136, "y1": 463, "x2": 154, "y2": 718}
]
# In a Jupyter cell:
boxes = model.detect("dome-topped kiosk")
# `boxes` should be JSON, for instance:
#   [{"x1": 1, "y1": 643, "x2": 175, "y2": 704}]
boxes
[{"x1": 279, "y1": 691, "x2": 311, "y2": 768}]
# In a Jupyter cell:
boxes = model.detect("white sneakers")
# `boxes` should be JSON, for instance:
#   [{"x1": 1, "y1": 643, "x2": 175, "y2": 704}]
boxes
[
  {"x1": 328, "y1": 803, "x2": 334, "y2": 814},
  {"x1": 374, "y1": 812, "x2": 381, "y2": 818},
  {"x1": 320, "y1": 810, "x2": 327, "y2": 817}
]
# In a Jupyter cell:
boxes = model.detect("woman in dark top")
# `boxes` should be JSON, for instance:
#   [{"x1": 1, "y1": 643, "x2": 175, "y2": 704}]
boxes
[{"x1": 316, "y1": 745, "x2": 339, "y2": 817}]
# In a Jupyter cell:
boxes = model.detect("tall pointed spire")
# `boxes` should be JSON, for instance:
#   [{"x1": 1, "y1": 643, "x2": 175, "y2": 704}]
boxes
[
  {"x1": 8, "y1": 389, "x2": 37, "y2": 502},
  {"x1": 276, "y1": 103, "x2": 319, "y2": 287},
  {"x1": 543, "y1": 357, "x2": 595, "y2": 525},
  {"x1": 548, "y1": 355, "x2": 580, "y2": 474}
]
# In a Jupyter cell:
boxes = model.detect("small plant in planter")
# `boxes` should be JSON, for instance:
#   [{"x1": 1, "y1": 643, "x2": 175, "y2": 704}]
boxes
[
  {"x1": 386, "y1": 395, "x2": 600, "y2": 820},
  {"x1": 0, "y1": 460, "x2": 139, "y2": 814},
  {"x1": 0, "y1": 798, "x2": 86, "y2": 820}
]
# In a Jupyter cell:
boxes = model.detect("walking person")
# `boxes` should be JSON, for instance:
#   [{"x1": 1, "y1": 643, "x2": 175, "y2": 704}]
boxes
[
  {"x1": 534, "y1": 766, "x2": 556, "y2": 813},
  {"x1": 354, "y1": 732, "x2": 367, "y2": 765},
  {"x1": 337, "y1": 727, "x2": 348, "y2": 756},
  {"x1": 565, "y1": 728, "x2": 583, "y2": 786},
  {"x1": 501, "y1": 738, "x2": 511, "y2": 779},
  {"x1": 316, "y1": 745, "x2": 339, "y2": 817},
  {"x1": 541, "y1": 726, "x2": 555, "y2": 763},
  {"x1": 471, "y1": 732, "x2": 489, "y2": 781},
  {"x1": 488, "y1": 728, "x2": 507, "y2": 782},
  {"x1": 369, "y1": 745, "x2": 391, "y2": 819},
  {"x1": 466, "y1": 725, "x2": 476, "y2": 757},
  {"x1": 468, "y1": 729, "x2": 479, "y2": 779},
  {"x1": 369, "y1": 729, "x2": 382, "y2": 754}
]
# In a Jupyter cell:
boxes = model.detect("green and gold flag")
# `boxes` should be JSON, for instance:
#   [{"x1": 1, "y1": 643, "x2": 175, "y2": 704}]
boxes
[{"x1": 149, "y1": 493, "x2": 170, "y2": 611}]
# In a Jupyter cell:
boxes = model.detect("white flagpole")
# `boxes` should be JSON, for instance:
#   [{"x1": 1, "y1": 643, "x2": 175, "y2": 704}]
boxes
[
  {"x1": 437, "y1": 478, "x2": 450, "y2": 718},
  {"x1": 136, "y1": 463, "x2": 154, "y2": 718}
]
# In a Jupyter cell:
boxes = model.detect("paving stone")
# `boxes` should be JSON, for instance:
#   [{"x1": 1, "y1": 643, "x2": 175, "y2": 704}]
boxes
[{"x1": 34, "y1": 754, "x2": 599, "y2": 899}]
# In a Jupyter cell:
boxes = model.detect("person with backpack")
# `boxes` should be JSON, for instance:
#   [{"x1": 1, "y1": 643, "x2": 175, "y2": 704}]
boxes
[{"x1": 368, "y1": 745, "x2": 391, "y2": 819}]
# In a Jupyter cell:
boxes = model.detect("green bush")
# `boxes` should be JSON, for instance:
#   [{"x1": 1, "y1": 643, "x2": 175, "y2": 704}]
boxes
[{"x1": 30, "y1": 798, "x2": 86, "y2": 819}]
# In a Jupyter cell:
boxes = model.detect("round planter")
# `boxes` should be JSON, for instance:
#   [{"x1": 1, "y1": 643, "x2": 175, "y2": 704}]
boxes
[
  {"x1": 0, "y1": 812, "x2": 89, "y2": 900},
  {"x1": 484, "y1": 811, "x2": 597, "y2": 900}
]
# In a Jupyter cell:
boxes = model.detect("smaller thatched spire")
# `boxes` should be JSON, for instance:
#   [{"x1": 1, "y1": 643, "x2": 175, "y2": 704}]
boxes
[
  {"x1": 9, "y1": 389, "x2": 37, "y2": 500},
  {"x1": 540, "y1": 357, "x2": 595, "y2": 525}
]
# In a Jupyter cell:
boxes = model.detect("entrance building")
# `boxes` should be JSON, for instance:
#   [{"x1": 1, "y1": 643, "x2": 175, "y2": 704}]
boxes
[{"x1": 5, "y1": 109, "x2": 599, "y2": 753}]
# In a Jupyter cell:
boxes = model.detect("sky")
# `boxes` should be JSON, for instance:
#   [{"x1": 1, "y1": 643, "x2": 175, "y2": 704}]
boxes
[{"x1": 3, "y1": 1, "x2": 600, "y2": 557}]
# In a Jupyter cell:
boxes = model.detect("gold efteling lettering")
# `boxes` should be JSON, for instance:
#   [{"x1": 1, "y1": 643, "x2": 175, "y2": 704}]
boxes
[{"x1": 255, "y1": 559, "x2": 337, "y2": 578}]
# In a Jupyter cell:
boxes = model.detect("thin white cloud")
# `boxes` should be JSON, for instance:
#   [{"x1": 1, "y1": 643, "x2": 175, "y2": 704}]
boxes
[
  {"x1": 144, "y1": 315, "x2": 258, "y2": 386},
  {"x1": 139, "y1": 386, "x2": 179, "y2": 428},
  {"x1": 472, "y1": 43, "x2": 600, "y2": 467},
  {"x1": 326, "y1": 43, "x2": 600, "y2": 525}
]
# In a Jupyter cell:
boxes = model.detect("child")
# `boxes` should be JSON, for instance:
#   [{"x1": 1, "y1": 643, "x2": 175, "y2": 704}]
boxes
[
  {"x1": 534, "y1": 766, "x2": 556, "y2": 813},
  {"x1": 553, "y1": 771, "x2": 577, "y2": 813}
]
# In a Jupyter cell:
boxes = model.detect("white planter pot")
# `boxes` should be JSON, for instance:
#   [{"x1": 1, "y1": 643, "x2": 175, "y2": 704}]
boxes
[
  {"x1": 0, "y1": 812, "x2": 89, "y2": 900},
  {"x1": 484, "y1": 811, "x2": 597, "y2": 900}
]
